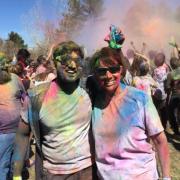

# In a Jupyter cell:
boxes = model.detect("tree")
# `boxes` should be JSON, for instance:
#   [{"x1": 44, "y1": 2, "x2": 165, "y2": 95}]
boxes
[
  {"x1": 3, "y1": 40, "x2": 17, "y2": 60},
  {"x1": 7, "y1": 31, "x2": 27, "y2": 49},
  {"x1": 22, "y1": 0, "x2": 104, "y2": 59},
  {"x1": 24, "y1": 0, "x2": 103, "y2": 44},
  {"x1": 0, "y1": 38, "x2": 4, "y2": 51},
  {"x1": 59, "y1": 0, "x2": 103, "y2": 38}
]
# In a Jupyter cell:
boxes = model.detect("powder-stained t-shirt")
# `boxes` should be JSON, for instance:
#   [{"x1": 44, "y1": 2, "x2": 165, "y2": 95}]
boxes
[
  {"x1": 22, "y1": 81, "x2": 93, "y2": 174},
  {"x1": 153, "y1": 64, "x2": 169, "y2": 100},
  {"x1": 92, "y1": 85, "x2": 164, "y2": 180},
  {"x1": 133, "y1": 74, "x2": 158, "y2": 96},
  {"x1": 0, "y1": 73, "x2": 25, "y2": 134}
]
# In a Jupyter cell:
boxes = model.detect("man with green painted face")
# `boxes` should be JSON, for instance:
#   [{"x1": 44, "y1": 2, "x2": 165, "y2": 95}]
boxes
[{"x1": 13, "y1": 41, "x2": 96, "y2": 180}]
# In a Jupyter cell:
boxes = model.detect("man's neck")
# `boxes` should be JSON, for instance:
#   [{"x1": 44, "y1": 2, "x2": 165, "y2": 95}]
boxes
[{"x1": 56, "y1": 78, "x2": 79, "y2": 94}]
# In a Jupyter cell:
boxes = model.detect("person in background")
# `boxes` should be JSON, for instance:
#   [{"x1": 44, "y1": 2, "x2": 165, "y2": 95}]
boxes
[
  {"x1": 152, "y1": 52, "x2": 170, "y2": 130},
  {"x1": 16, "y1": 49, "x2": 31, "y2": 70},
  {"x1": 30, "y1": 55, "x2": 56, "y2": 87},
  {"x1": 13, "y1": 41, "x2": 96, "y2": 180},
  {"x1": 0, "y1": 53, "x2": 26, "y2": 180},
  {"x1": 88, "y1": 46, "x2": 170, "y2": 180},
  {"x1": 133, "y1": 59, "x2": 158, "y2": 97},
  {"x1": 166, "y1": 57, "x2": 180, "y2": 135},
  {"x1": 11, "y1": 49, "x2": 32, "y2": 91}
]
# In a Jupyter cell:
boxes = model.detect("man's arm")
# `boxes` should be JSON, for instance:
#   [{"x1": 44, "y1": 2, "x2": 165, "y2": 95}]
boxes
[
  {"x1": 151, "y1": 132, "x2": 170, "y2": 179},
  {"x1": 13, "y1": 118, "x2": 31, "y2": 177}
]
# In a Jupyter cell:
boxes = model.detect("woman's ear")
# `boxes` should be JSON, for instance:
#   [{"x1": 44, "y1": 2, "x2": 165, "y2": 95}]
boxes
[
  {"x1": 120, "y1": 65, "x2": 123, "y2": 72},
  {"x1": 120, "y1": 66, "x2": 126, "y2": 77}
]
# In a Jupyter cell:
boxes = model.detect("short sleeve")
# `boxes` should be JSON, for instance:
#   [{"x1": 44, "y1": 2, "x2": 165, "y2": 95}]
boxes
[{"x1": 143, "y1": 95, "x2": 164, "y2": 136}]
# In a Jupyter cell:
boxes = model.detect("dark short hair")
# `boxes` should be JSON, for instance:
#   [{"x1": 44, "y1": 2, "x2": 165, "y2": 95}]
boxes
[
  {"x1": 139, "y1": 61, "x2": 149, "y2": 76},
  {"x1": 170, "y1": 57, "x2": 180, "y2": 69},
  {"x1": 37, "y1": 55, "x2": 46, "y2": 65},
  {"x1": 17, "y1": 49, "x2": 30, "y2": 60},
  {"x1": 53, "y1": 41, "x2": 84, "y2": 62},
  {"x1": 90, "y1": 47, "x2": 123, "y2": 71},
  {"x1": 154, "y1": 53, "x2": 165, "y2": 67}
]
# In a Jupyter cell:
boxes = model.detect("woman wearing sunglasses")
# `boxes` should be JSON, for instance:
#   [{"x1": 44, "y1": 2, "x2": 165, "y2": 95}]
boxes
[{"x1": 87, "y1": 47, "x2": 170, "y2": 180}]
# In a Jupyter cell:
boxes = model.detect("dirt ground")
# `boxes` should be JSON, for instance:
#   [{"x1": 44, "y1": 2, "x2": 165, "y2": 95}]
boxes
[
  {"x1": 164, "y1": 131, "x2": 180, "y2": 180},
  {"x1": 27, "y1": 129, "x2": 180, "y2": 180}
]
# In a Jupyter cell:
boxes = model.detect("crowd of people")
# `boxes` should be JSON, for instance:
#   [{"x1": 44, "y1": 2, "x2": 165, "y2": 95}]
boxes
[{"x1": 0, "y1": 27, "x2": 179, "y2": 180}]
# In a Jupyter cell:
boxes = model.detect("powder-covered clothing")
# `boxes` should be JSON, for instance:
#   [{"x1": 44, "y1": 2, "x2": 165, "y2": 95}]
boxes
[
  {"x1": 133, "y1": 74, "x2": 158, "y2": 96},
  {"x1": 21, "y1": 80, "x2": 93, "y2": 174},
  {"x1": 92, "y1": 85, "x2": 163, "y2": 180},
  {"x1": 0, "y1": 73, "x2": 25, "y2": 134},
  {"x1": 153, "y1": 63, "x2": 169, "y2": 100}
]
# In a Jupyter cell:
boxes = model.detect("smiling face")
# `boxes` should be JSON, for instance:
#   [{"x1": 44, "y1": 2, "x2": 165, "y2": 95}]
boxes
[
  {"x1": 95, "y1": 59, "x2": 122, "y2": 95},
  {"x1": 56, "y1": 51, "x2": 82, "y2": 82},
  {"x1": 91, "y1": 47, "x2": 123, "y2": 95},
  {"x1": 53, "y1": 41, "x2": 84, "y2": 83}
]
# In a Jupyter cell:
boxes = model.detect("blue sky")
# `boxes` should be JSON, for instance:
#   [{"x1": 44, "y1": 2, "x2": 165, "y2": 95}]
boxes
[
  {"x1": 0, "y1": 0, "x2": 65, "y2": 47},
  {"x1": 0, "y1": 0, "x2": 36, "y2": 45}
]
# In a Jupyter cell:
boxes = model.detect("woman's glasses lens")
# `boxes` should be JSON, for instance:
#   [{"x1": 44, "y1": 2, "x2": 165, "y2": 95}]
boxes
[{"x1": 96, "y1": 66, "x2": 120, "y2": 76}]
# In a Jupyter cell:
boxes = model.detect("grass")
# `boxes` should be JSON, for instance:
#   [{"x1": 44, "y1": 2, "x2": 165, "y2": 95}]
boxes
[{"x1": 165, "y1": 131, "x2": 180, "y2": 179}]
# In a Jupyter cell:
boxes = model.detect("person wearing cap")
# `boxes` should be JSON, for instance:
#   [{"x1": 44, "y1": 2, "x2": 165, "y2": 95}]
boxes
[
  {"x1": 0, "y1": 53, "x2": 26, "y2": 180},
  {"x1": 13, "y1": 41, "x2": 96, "y2": 180}
]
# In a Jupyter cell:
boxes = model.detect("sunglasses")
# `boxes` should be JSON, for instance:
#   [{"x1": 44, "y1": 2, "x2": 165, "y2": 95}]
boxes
[
  {"x1": 95, "y1": 66, "x2": 121, "y2": 76},
  {"x1": 55, "y1": 54, "x2": 83, "y2": 67}
]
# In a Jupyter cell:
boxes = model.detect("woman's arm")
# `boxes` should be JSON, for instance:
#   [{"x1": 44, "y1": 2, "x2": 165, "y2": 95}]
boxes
[{"x1": 151, "y1": 132, "x2": 170, "y2": 179}]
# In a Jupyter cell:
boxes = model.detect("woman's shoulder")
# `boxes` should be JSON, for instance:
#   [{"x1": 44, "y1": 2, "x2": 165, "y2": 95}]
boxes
[{"x1": 125, "y1": 85, "x2": 148, "y2": 104}]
